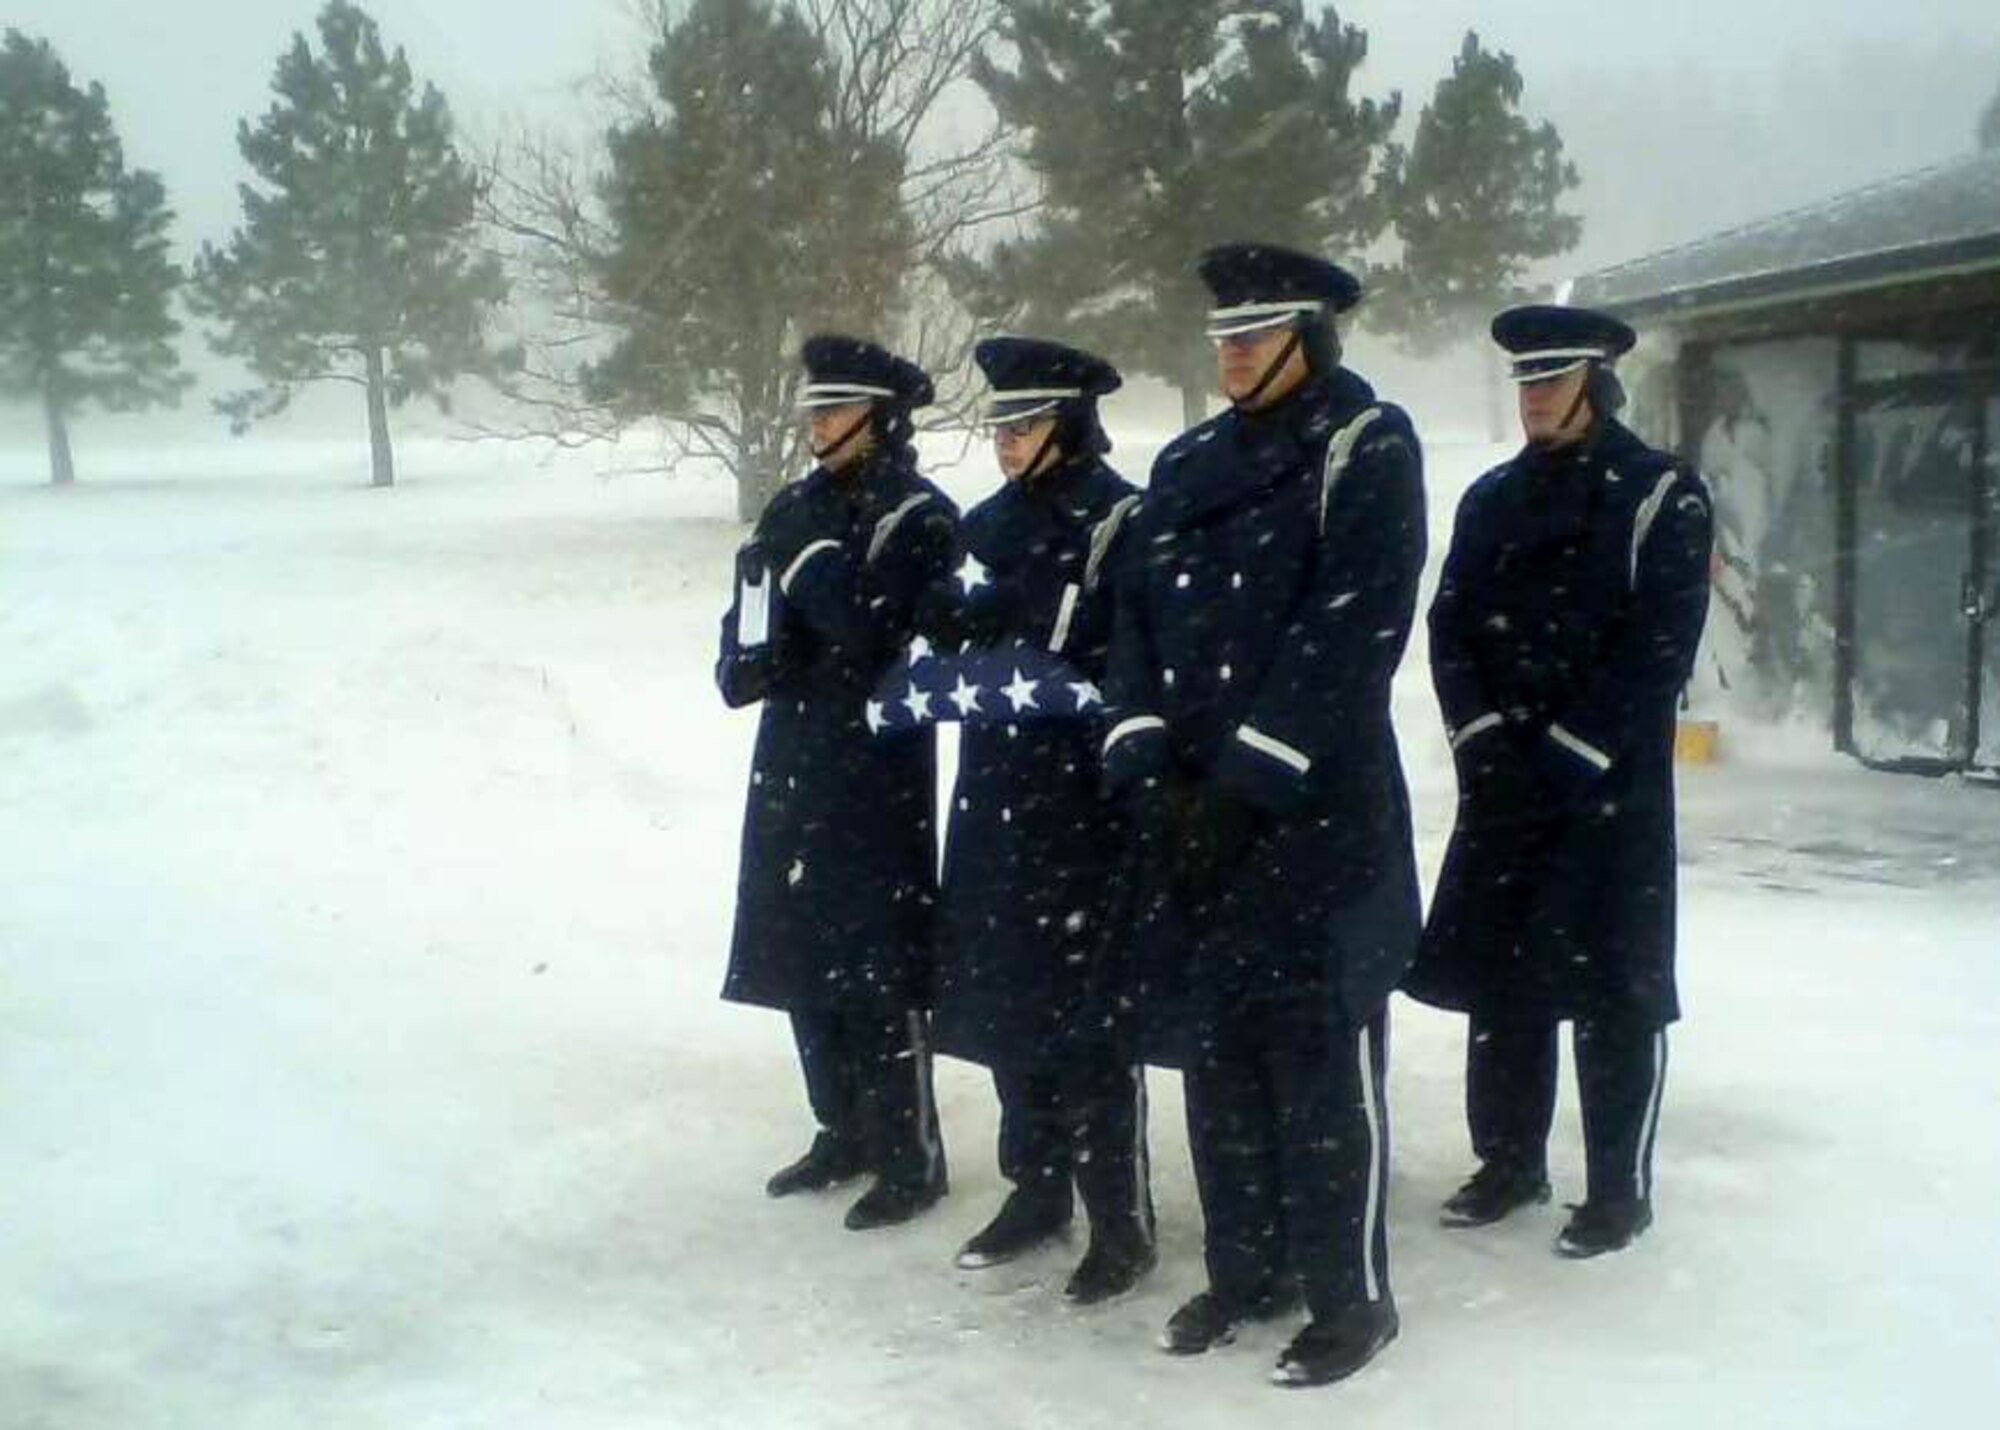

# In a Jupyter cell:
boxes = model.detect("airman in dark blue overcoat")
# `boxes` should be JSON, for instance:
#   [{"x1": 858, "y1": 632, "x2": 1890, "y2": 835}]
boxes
[
  {"x1": 1406, "y1": 306, "x2": 1712, "y2": 1258},
  {"x1": 1099, "y1": 244, "x2": 1425, "y2": 1387},
  {"x1": 928, "y1": 336, "x2": 1155, "y2": 1303},
  {"x1": 716, "y1": 336, "x2": 958, "y2": 1231}
]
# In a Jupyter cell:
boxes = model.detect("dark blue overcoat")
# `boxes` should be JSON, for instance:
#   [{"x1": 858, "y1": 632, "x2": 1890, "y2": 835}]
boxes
[
  {"x1": 931, "y1": 458, "x2": 1140, "y2": 1069},
  {"x1": 715, "y1": 453, "x2": 959, "y2": 1015},
  {"x1": 1405, "y1": 419, "x2": 1712, "y2": 1026},
  {"x1": 1099, "y1": 370, "x2": 1427, "y2": 1061}
]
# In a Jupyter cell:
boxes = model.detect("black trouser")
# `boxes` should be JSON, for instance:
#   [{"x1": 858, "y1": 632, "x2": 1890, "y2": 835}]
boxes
[
  {"x1": 790, "y1": 1007, "x2": 945, "y2": 1192},
  {"x1": 992, "y1": 1044, "x2": 1153, "y2": 1239},
  {"x1": 1184, "y1": 1000, "x2": 1391, "y2": 1321},
  {"x1": 1467, "y1": 1013, "x2": 1668, "y2": 1205}
]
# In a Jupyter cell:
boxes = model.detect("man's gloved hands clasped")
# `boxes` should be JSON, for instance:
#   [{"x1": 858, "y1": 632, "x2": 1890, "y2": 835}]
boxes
[
  {"x1": 1122, "y1": 774, "x2": 1265, "y2": 909},
  {"x1": 1173, "y1": 783, "x2": 1265, "y2": 909}
]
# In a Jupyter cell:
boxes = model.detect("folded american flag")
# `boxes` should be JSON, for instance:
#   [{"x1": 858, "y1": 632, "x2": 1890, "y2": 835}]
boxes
[{"x1": 867, "y1": 637, "x2": 1104, "y2": 733}]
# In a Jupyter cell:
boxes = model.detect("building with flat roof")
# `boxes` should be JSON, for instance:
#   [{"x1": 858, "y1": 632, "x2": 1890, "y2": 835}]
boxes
[{"x1": 1573, "y1": 150, "x2": 2000, "y2": 772}]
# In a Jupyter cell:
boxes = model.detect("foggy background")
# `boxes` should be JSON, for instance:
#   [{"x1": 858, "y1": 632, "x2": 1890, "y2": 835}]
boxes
[{"x1": 3, "y1": 0, "x2": 1996, "y2": 445}]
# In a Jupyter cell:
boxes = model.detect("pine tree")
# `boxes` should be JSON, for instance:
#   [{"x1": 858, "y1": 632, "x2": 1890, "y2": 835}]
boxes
[
  {"x1": 953, "y1": 1, "x2": 1399, "y2": 425},
  {"x1": 0, "y1": 31, "x2": 188, "y2": 485},
  {"x1": 1979, "y1": 79, "x2": 2000, "y2": 150},
  {"x1": 192, "y1": 0, "x2": 506, "y2": 488},
  {"x1": 1370, "y1": 32, "x2": 1581, "y2": 356},
  {"x1": 589, "y1": 0, "x2": 912, "y2": 520}
]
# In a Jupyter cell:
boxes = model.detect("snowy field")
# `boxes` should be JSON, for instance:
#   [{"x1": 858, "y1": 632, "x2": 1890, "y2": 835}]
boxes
[{"x1": 4, "y1": 429, "x2": 2000, "y2": 1429}]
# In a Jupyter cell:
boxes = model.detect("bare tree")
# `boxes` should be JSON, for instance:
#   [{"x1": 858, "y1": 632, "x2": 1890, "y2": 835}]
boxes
[
  {"x1": 466, "y1": 124, "x2": 622, "y2": 452},
  {"x1": 469, "y1": 0, "x2": 1021, "y2": 503}
]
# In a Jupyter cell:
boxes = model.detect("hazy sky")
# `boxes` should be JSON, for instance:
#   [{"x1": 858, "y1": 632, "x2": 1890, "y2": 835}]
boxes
[
  {"x1": 4, "y1": 0, "x2": 1998, "y2": 444},
  {"x1": 9, "y1": 0, "x2": 1998, "y2": 271}
]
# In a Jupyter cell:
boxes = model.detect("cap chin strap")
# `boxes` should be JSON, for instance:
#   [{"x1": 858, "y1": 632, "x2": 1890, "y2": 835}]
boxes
[
  {"x1": 1018, "y1": 425, "x2": 1063, "y2": 483},
  {"x1": 1231, "y1": 330, "x2": 1305, "y2": 412},
  {"x1": 1530, "y1": 365, "x2": 1598, "y2": 450},
  {"x1": 812, "y1": 411, "x2": 874, "y2": 466}
]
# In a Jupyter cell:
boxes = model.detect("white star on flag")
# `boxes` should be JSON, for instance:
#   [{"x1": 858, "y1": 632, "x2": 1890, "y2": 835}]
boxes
[
  {"x1": 902, "y1": 682, "x2": 933, "y2": 721},
  {"x1": 950, "y1": 675, "x2": 983, "y2": 717},
  {"x1": 865, "y1": 700, "x2": 887, "y2": 734},
  {"x1": 1069, "y1": 681, "x2": 1102, "y2": 710},
  {"x1": 1002, "y1": 668, "x2": 1041, "y2": 713},
  {"x1": 908, "y1": 636, "x2": 934, "y2": 663},
  {"x1": 956, "y1": 554, "x2": 991, "y2": 594}
]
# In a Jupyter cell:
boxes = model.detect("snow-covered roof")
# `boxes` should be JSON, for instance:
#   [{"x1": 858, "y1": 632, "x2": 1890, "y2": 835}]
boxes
[{"x1": 1570, "y1": 148, "x2": 2000, "y2": 323}]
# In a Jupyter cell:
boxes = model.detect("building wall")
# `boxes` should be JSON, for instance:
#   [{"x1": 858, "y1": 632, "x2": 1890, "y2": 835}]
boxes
[
  {"x1": 1638, "y1": 336, "x2": 1841, "y2": 725},
  {"x1": 1642, "y1": 306, "x2": 2000, "y2": 769}
]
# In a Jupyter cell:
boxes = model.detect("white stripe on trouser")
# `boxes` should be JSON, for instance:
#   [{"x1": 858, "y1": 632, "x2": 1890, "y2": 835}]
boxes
[
  {"x1": 1357, "y1": 1023, "x2": 1385, "y2": 1304},
  {"x1": 1635, "y1": 1030, "x2": 1668, "y2": 1200},
  {"x1": 907, "y1": 1011, "x2": 941, "y2": 1184},
  {"x1": 1131, "y1": 1066, "x2": 1154, "y2": 1242}
]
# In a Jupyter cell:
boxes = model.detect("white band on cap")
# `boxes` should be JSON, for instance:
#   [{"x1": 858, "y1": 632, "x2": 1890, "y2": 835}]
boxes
[
  {"x1": 984, "y1": 387, "x2": 1084, "y2": 424},
  {"x1": 1510, "y1": 346, "x2": 1611, "y2": 362},
  {"x1": 1205, "y1": 299, "x2": 1325, "y2": 338},
  {"x1": 1505, "y1": 346, "x2": 1611, "y2": 385},
  {"x1": 984, "y1": 399, "x2": 1064, "y2": 424},
  {"x1": 1507, "y1": 360, "x2": 1591, "y2": 385},
  {"x1": 799, "y1": 381, "x2": 897, "y2": 408},
  {"x1": 988, "y1": 387, "x2": 1085, "y2": 402}
]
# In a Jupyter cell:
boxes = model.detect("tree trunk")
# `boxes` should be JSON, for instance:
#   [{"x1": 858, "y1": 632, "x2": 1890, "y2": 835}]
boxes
[
  {"x1": 364, "y1": 347, "x2": 396, "y2": 488},
  {"x1": 735, "y1": 468, "x2": 773, "y2": 523},
  {"x1": 736, "y1": 434, "x2": 782, "y2": 523},
  {"x1": 43, "y1": 386, "x2": 76, "y2": 487}
]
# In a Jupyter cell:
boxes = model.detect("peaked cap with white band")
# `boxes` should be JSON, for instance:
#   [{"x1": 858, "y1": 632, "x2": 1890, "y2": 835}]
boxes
[
  {"x1": 973, "y1": 335, "x2": 1122, "y2": 424},
  {"x1": 797, "y1": 334, "x2": 935, "y2": 410},
  {"x1": 1491, "y1": 304, "x2": 1637, "y2": 385},
  {"x1": 1198, "y1": 242, "x2": 1363, "y2": 340}
]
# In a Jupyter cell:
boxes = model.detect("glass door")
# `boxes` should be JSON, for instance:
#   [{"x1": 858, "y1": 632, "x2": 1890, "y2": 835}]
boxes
[
  {"x1": 1974, "y1": 389, "x2": 2000, "y2": 770},
  {"x1": 1847, "y1": 389, "x2": 1981, "y2": 769}
]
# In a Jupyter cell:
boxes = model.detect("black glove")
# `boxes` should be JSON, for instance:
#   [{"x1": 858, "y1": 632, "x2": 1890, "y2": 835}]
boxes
[{"x1": 1172, "y1": 784, "x2": 1265, "y2": 909}]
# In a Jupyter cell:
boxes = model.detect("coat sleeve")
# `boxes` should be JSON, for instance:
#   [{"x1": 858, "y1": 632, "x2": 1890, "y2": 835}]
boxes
[
  {"x1": 1099, "y1": 504, "x2": 1172, "y2": 796},
  {"x1": 779, "y1": 492, "x2": 959, "y2": 661},
  {"x1": 1536, "y1": 468, "x2": 1713, "y2": 788},
  {"x1": 1428, "y1": 482, "x2": 1510, "y2": 754},
  {"x1": 1210, "y1": 413, "x2": 1427, "y2": 815}
]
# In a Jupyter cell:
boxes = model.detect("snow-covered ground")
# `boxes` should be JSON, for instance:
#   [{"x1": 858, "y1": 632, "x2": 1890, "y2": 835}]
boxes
[{"x1": 4, "y1": 430, "x2": 1998, "y2": 1429}]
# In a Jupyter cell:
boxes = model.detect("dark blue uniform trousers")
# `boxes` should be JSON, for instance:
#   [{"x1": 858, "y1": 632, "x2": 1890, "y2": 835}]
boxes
[
  {"x1": 993, "y1": 1046, "x2": 1153, "y2": 1235},
  {"x1": 790, "y1": 1008, "x2": 945, "y2": 1192},
  {"x1": 1468, "y1": 1014, "x2": 1668, "y2": 1205},
  {"x1": 1185, "y1": 1001, "x2": 1392, "y2": 1321}
]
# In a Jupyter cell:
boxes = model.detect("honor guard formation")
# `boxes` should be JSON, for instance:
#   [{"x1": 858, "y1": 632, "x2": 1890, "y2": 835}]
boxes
[{"x1": 715, "y1": 242, "x2": 1711, "y2": 1389}]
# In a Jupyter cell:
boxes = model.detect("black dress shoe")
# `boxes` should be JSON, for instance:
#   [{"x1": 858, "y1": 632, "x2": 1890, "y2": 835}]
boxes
[
  {"x1": 1439, "y1": 1161, "x2": 1552, "y2": 1227},
  {"x1": 955, "y1": 1186, "x2": 1072, "y2": 1268},
  {"x1": 1555, "y1": 1197, "x2": 1653, "y2": 1258},
  {"x1": 1062, "y1": 1220, "x2": 1156, "y2": 1304},
  {"x1": 1271, "y1": 1301, "x2": 1400, "y2": 1387},
  {"x1": 844, "y1": 1172, "x2": 948, "y2": 1230},
  {"x1": 765, "y1": 1133, "x2": 865, "y2": 1198},
  {"x1": 1158, "y1": 1282, "x2": 1302, "y2": 1355}
]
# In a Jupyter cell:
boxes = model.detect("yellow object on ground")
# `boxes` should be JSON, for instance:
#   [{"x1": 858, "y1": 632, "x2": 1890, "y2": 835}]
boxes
[{"x1": 1676, "y1": 718, "x2": 1721, "y2": 765}]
